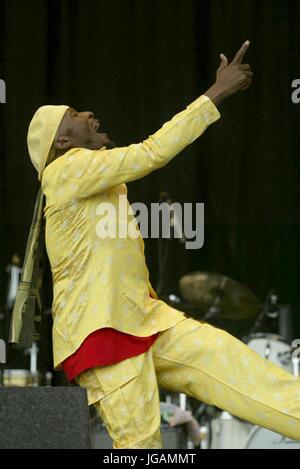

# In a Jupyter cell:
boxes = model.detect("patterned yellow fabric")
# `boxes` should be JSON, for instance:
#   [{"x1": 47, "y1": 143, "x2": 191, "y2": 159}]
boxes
[
  {"x1": 77, "y1": 318, "x2": 300, "y2": 449},
  {"x1": 41, "y1": 95, "x2": 220, "y2": 368},
  {"x1": 79, "y1": 348, "x2": 161, "y2": 449},
  {"x1": 28, "y1": 105, "x2": 69, "y2": 181}
]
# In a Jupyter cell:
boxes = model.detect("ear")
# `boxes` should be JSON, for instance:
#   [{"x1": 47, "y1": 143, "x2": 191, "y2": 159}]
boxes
[{"x1": 54, "y1": 135, "x2": 73, "y2": 151}]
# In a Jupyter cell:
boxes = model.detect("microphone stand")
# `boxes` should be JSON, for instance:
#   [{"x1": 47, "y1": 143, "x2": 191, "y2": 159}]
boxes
[
  {"x1": 0, "y1": 338, "x2": 5, "y2": 386},
  {"x1": 24, "y1": 341, "x2": 39, "y2": 386},
  {"x1": 248, "y1": 290, "x2": 277, "y2": 336},
  {"x1": 202, "y1": 276, "x2": 227, "y2": 322},
  {"x1": 5, "y1": 254, "x2": 22, "y2": 342},
  {"x1": 156, "y1": 192, "x2": 186, "y2": 296},
  {"x1": 156, "y1": 192, "x2": 172, "y2": 296}
]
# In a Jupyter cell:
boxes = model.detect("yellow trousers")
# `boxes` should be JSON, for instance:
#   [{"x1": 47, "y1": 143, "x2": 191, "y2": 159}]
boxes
[{"x1": 76, "y1": 318, "x2": 300, "y2": 448}]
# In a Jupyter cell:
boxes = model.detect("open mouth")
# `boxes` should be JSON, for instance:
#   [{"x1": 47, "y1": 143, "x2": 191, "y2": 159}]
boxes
[
  {"x1": 92, "y1": 119, "x2": 110, "y2": 140},
  {"x1": 92, "y1": 119, "x2": 100, "y2": 131}
]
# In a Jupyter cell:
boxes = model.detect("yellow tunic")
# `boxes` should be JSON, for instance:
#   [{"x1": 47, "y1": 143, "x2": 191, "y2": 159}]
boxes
[{"x1": 41, "y1": 95, "x2": 220, "y2": 368}]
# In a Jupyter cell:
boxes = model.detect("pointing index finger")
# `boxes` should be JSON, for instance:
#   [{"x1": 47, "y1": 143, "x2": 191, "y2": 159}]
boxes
[{"x1": 232, "y1": 40, "x2": 250, "y2": 64}]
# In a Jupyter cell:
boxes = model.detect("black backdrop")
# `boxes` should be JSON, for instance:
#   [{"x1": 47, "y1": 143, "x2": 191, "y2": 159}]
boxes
[{"x1": 1, "y1": 0, "x2": 300, "y2": 340}]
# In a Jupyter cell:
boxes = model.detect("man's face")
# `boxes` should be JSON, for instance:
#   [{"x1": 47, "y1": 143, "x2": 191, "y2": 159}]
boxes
[{"x1": 54, "y1": 107, "x2": 114, "y2": 152}]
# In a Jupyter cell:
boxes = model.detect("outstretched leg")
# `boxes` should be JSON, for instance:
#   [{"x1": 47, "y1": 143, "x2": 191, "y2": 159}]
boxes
[{"x1": 153, "y1": 318, "x2": 300, "y2": 441}]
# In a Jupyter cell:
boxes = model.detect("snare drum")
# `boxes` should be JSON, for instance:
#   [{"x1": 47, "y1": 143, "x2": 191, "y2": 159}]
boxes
[{"x1": 244, "y1": 333, "x2": 292, "y2": 373}]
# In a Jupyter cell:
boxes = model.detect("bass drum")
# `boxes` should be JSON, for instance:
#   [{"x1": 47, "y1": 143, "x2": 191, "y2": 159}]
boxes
[
  {"x1": 244, "y1": 333, "x2": 292, "y2": 373},
  {"x1": 245, "y1": 426, "x2": 300, "y2": 449},
  {"x1": 1, "y1": 369, "x2": 42, "y2": 386},
  {"x1": 208, "y1": 412, "x2": 300, "y2": 449},
  {"x1": 209, "y1": 412, "x2": 253, "y2": 449},
  {"x1": 1, "y1": 369, "x2": 32, "y2": 386}
]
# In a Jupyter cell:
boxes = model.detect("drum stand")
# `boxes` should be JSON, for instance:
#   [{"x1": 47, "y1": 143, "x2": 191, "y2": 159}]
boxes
[
  {"x1": 24, "y1": 341, "x2": 39, "y2": 386},
  {"x1": 0, "y1": 339, "x2": 6, "y2": 386},
  {"x1": 292, "y1": 354, "x2": 300, "y2": 377},
  {"x1": 249, "y1": 290, "x2": 279, "y2": 335}
]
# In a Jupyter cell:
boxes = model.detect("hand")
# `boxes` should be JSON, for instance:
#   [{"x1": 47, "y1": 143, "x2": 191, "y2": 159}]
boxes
[
  {"x1": 168, "y1": 407, "x2": 193, "y2": 427},
  {"x1": 205, "y1": 40, "x2": 253, "y2": 106},
  {"x1": 217, "y1": 40, "x2": 253, "y2": 95}
]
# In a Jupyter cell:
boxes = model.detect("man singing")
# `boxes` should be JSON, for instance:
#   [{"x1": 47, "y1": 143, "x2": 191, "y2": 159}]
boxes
[{"x1": 25, "y1": 41, "x2": 300, "y2": 448}]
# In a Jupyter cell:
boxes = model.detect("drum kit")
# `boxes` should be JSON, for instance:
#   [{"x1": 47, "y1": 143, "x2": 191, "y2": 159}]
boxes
[{"x1": 176, "y1": 271, "x2": 300, "y2": 449}]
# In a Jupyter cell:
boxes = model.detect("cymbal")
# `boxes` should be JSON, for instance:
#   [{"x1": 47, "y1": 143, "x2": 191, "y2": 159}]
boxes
[{"x1": 179, "y1": 272, "x2": 261, "y2": 320}]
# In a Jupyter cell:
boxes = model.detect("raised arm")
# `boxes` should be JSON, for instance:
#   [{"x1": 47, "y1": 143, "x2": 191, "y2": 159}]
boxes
[
  {"x1": 48, "y1": 95, "x2": 219, "y2": 202},
  {"x1": 45, "y1": 41, "x2": 252, "y2": 203}
]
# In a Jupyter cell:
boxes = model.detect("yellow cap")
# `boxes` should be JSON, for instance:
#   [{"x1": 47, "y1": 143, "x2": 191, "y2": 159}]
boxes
[{"x1": 27, "y1": 105, "x2": 69, "y2": 181}]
